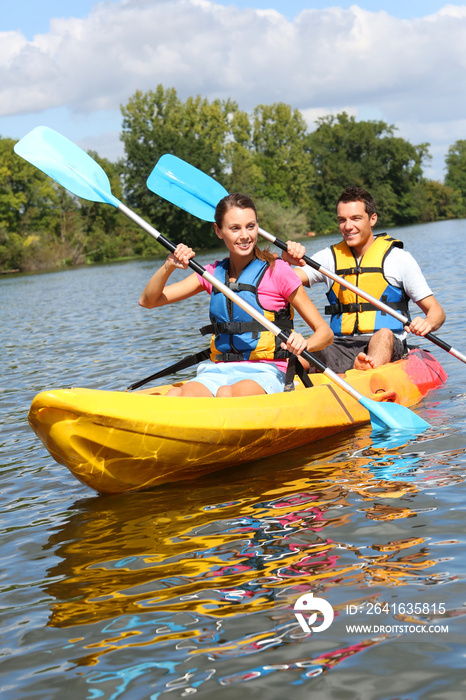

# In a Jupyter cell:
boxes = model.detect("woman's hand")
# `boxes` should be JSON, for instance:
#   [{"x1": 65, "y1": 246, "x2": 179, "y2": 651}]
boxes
[
  {"x1": 281, "y1": 330, "x2": 309, "y2": 355},
  {"x1": 139, "y1": 244, "x2": 199, "y2": 308},
  {"x1": 167, "y1": 243, "x2": 196, "y2": 270}
]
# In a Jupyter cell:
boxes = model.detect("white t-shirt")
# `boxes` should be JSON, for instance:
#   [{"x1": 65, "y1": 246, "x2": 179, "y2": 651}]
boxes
[
  {"x1": 303, "y1": 246, "x2": 432, "y2": 301},
  {"x1": 303, "y1": 245, "x2": 433, "y2": 339}
]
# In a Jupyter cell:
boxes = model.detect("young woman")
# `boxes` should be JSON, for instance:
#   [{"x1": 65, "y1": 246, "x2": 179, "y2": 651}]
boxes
[{"x1": 139, "y1": 193, "x2": 333, "y2": 397}]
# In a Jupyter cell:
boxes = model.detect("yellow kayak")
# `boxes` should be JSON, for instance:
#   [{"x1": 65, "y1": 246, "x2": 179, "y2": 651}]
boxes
[{"x1": 28, "y1": 349, "x2": 447, "y2": 494}]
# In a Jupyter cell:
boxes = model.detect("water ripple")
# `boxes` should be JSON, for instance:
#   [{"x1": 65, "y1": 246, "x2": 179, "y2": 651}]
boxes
[{"x1": 1, "y1": 224, "x2": 466, "y2": 698}]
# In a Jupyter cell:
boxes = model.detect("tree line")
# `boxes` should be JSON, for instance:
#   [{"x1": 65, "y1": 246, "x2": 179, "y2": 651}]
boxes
[{"x1": 2, "y1": 84, "x2": 466, "y2": 272}]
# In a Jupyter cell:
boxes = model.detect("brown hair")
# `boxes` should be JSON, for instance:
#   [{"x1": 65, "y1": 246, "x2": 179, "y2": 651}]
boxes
[
  {"x1": 336, "y1": 186, "x2": 377, "y2": 217},
  {"x1": 215, "y1": 193, "x2": 276, "y2": 267}
]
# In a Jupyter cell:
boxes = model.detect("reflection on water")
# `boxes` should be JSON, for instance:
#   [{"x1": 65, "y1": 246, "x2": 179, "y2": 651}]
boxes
[
  {"x1": 1, "y1": 220, "x2": 466, "y2": 699},
  {"x1": 37, "y1": 427, "x2": 466, "y2": 697}
]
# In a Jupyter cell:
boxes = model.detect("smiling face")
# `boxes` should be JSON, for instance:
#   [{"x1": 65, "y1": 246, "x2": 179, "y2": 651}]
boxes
[
  {"x1": 336, "y1": 200, "x2": 377, "y2": 258},
  {"x1": 214, "y1": 206, "x2": 259, "y2": 264}
]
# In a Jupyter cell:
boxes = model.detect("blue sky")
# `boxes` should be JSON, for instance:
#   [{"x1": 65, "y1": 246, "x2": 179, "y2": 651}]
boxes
[
  {"x1": 3, "y1": 1, "x2": 456, "y2": 36},
  {"x1": 2, "y1": 1, "x2": 465, "y2": 180}
]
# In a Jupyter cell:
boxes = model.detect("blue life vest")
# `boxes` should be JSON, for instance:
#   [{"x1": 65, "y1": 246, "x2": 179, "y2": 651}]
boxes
[{"x1": 200, "y1": 257, "x2": 294, "y2": 362}]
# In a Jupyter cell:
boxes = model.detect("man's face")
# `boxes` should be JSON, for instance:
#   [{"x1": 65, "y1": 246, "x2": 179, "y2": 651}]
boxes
[{"x1": 336, "y1": 200, "x2": 377, "y2": 256}]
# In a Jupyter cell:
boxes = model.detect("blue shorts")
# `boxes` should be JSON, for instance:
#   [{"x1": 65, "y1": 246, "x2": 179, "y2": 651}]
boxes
[{"x1": 192, "y1": 361, "x2": 286, "y2": 396}]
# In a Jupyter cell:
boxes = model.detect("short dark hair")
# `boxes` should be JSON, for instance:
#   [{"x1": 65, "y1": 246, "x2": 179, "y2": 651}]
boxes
[{"x1": 336, "y1": 186, "x2": 377, "y2": 217}]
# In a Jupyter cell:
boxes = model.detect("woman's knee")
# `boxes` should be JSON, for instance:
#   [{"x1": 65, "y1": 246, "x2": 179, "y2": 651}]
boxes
[{"x1": 216, "y1": 385, "x2": 233, "y2": 398}]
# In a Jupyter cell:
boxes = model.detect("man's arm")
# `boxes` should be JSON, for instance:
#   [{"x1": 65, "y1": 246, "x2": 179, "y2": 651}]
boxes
[
  {"x1": 409, "y1": 295, "x2": 446, "y2": 336},
  {"x1": 282, "y1": 241, "x2": 332, "y2": 288},
  {"x1": 386, "y1": 249, "x2": 445, "y2": 336}
]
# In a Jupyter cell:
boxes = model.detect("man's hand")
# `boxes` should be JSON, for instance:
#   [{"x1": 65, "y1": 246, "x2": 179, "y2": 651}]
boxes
[
  {"x1": 406, "y1": 316, "x2": 433, "y2": 337},
  {"x1": 282, "y1": 241, "x2": 307, "y2": 266}
]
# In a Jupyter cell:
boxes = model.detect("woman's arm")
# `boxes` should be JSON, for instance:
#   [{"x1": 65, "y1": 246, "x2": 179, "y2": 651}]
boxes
[
  {"x1": 139, "y1": 244, "x2": 204, "y2": 309},
  {"x1": 280, "y1": 285, "x2": 333, "y2": 358},
  {"x1": 289, "y1": 285, "x2": 333, "y2": 351}
]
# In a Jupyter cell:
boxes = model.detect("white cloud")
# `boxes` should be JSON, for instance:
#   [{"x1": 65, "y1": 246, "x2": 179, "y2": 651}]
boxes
[{"x1": 1, "y1": 0, "x2": 465, "y2": 177}]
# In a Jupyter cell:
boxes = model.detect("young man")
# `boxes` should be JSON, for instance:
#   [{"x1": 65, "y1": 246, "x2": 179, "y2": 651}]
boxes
[{"x1": 285, "y1": 186, "x2": 445, "y2": 373}]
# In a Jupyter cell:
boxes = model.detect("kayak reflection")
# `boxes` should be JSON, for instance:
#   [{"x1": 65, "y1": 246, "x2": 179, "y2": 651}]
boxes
[{"x1": 43, "y1": 427, "x2": 460, "y2": 632}]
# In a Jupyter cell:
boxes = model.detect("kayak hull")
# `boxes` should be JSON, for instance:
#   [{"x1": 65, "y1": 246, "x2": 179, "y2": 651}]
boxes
[{"x1": 28, "y1": 349, "x2": 447, "y2": 494}]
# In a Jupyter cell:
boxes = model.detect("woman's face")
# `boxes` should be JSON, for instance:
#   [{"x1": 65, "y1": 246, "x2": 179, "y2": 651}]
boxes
[{"x1": 215, "y1": 206, "x2": 258, "y2": 259}]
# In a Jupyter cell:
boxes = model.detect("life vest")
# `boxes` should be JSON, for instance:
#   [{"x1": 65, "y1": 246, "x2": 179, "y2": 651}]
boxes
[
  {"x1": 325, "y1": 233, "x2": 410, "y2": 336},
  {"x1": 200, "y1": 257, "x2": 294, "y2": 362}
]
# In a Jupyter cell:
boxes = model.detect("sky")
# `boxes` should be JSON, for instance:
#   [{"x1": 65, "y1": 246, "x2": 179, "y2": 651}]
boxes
[{"x1": 2, "y1": 1, "x2": 466, "y2": 181}]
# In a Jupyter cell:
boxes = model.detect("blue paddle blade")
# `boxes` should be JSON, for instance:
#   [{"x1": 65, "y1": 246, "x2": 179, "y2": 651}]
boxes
[
  {"x1": 147, "y1": 154, "x2": 228, "y2": 222},
  {"x1": 14, "y1": 126, "x2": 120, "y2": 207},
  {"x1": 359, "y1": 395, "x2": 431, "y2": 433}
]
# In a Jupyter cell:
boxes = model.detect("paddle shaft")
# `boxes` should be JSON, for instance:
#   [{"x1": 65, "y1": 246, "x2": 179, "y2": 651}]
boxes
[
  {"x1": 258, "y1": 227, "x2": 465, "y2": 363},
  {"x1": 127, "y1": 349, "x2": 210, "y2": 390},
  {"x1": 117, "y1": 202, "x2": 368, "y2": 402}
]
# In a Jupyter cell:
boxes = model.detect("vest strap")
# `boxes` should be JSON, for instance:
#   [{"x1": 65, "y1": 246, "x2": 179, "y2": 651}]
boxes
[
  {"x1": 226, "y1": 282, "x2": 256, "y2": 293},
  {"x1": 201, "y1": 318, "x2": 294, "y2": 336},
  {"x1": 335, "y1": 265, "x2": 384, "y2": 276},
  {"x1": 325, "y1": 300, "x2": 409, "y2": 315},
  {"x1": 213, "y1": 348, "x2": 291, "y2": 362},
  {"x1": 219, "y1": 352, "x2": 245, "y2": 362},
  {"x1": 200, "y1": 320, "x2": 266, "y2": 336}
]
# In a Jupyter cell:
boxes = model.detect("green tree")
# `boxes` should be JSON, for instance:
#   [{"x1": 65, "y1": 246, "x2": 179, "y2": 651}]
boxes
[
  {"x1": 445, "y1": 140, "x2": 466, "y2": 216},
  {"x1": 224, "y1": 109, "x2": 265, "y2": 195},
  {"x1": 0, "y1": 136, "x2": 61, "y2": 235},
  {"x1": 121, "y1": 86, "x2": 238, "y2": 249},
  {"x1": 3, "y1": 95, "x2": 464, "y2": 272},
  {"x1": 78, "y1": 153, "x2": 148, "y2": 263},
  {"x1": 250, "y1": 103, "x2": 315, "y2": 211},
  {"x1": 225, "y1": 103, "x2": 316, "y2": 242},
  {"x1": 306, "y1": 113, "x2": 430, "y2": 231},
  {"x1": 255, "y1": 198, "x2": 308, "y2": 241},
  {"x1": 0, "y1": 136, "x2": 63, "y2": 269},
  {"x1": 412, "y1": 180, "x2": 462, "y2": 222}
]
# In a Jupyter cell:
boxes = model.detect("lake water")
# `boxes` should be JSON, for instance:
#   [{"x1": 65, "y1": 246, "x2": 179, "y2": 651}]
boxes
[{"x1": 1, "y1": 218, "x2": 466, "y2": 699}]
